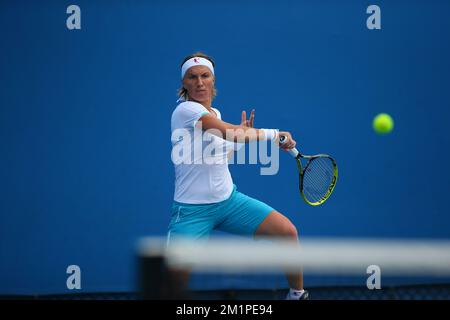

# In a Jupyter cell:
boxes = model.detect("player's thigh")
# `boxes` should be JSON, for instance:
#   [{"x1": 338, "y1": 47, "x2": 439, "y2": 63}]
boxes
[{"x1": 254, "y1": 210, "x2": 298, "y2": 239}]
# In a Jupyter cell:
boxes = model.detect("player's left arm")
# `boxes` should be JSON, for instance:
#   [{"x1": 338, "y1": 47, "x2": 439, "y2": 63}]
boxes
[{"x1": 227, "y1": 110, "x2": 255, "y2": 160}]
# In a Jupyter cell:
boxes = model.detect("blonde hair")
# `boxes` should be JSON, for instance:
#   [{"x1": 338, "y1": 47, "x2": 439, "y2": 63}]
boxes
[{"x1": 177, "y1": 52, "x2": 217, "y2": 101}]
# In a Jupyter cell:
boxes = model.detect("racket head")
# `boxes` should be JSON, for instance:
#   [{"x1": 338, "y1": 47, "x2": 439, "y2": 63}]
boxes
[{"x1": 298, "y1": 154, "x2": 338, "y2": 206}]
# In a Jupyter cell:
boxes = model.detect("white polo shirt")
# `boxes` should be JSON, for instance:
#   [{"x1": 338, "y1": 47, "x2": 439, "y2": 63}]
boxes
[{"x1": 171, "y1": 101, "x2": 236, "y2": 204}]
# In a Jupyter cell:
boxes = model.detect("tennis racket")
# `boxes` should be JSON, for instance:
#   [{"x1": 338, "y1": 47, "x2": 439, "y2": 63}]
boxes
[{"x1": 279, "y1": 135, "x2": 338, "y2": 206}]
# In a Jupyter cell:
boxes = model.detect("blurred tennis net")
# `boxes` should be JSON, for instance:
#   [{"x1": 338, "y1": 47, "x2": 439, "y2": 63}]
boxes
[{"x1": 136, "y1": 237, "x2": 450, "y2": 299}]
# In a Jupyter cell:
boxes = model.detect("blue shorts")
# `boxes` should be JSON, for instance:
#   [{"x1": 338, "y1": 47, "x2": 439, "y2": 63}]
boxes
[{"x1": 167, "y1": 185, "x2": 274, "y2": 241}]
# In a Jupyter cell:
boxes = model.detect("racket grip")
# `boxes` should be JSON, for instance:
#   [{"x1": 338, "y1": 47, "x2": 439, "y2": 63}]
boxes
[
  {"x1": 279, "y1": 135, "x2": 300, "y2": 158},
  {"x1": 287, "y1": 148, "x2": 299, "y2": 158}
]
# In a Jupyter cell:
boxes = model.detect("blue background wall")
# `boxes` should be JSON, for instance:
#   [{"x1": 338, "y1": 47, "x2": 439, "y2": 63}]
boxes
[{"x1": 1, "y1": 0, "x2": 449, "y2": 294}]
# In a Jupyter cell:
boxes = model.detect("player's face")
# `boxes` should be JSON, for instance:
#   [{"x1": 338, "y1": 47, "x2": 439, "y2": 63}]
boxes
[{"x1": 182, "y1": 66, "x2": 215, "y2": 104}]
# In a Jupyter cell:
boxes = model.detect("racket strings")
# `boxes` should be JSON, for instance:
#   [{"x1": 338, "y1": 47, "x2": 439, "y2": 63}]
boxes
[{"x1": 302, "y1": 157, "x2": 335, "y2": 203}]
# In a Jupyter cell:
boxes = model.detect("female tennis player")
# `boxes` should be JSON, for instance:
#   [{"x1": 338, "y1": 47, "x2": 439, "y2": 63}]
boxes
[{"x1": 169, "y1": 52, "x2": 308, "y2": 300}]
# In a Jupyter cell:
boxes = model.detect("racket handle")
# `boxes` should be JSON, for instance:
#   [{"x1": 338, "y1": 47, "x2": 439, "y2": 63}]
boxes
[
  {"x1": 279, "y1": 135, "x2": 300, "y2": 158},
  {"x1": 287, "y1": 147, "x2": 299, "y2": 158}
]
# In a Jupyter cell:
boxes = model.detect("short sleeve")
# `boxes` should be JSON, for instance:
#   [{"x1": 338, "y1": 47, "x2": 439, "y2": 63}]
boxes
[
  {"x1": 211, "y1": 108, "x2": 222, "y2": 120},
  {"x1": 173, "y1": 101, "x2": 209, "y2": 129}
]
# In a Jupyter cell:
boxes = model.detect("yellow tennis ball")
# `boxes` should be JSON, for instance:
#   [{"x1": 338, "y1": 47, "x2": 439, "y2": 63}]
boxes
[{"x1": 373, "y1": 113, "x2": 394, "y2": 134}]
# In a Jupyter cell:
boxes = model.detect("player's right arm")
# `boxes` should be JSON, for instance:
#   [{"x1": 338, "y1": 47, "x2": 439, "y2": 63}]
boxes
[
  {"x1": 198, "y1": 113, "x2": 263, "y2": 143},
  {"x1": 198, "y1": 113, "x2": 296, "y2": 148}
]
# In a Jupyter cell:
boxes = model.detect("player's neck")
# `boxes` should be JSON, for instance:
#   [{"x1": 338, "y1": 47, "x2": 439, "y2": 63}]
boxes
[{"x1": 189, "y1": 98, "x2": 212, "y2": 111}]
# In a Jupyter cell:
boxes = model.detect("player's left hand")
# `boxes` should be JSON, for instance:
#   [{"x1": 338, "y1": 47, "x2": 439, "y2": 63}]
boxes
[{"x1": 240, "y1": 109, "x2": 255, "y2": 128}]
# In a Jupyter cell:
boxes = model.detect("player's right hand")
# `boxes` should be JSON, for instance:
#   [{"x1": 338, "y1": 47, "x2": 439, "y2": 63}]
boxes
[{"x1": 278, "y1": 131, "x2": 296, "y2": 150}]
